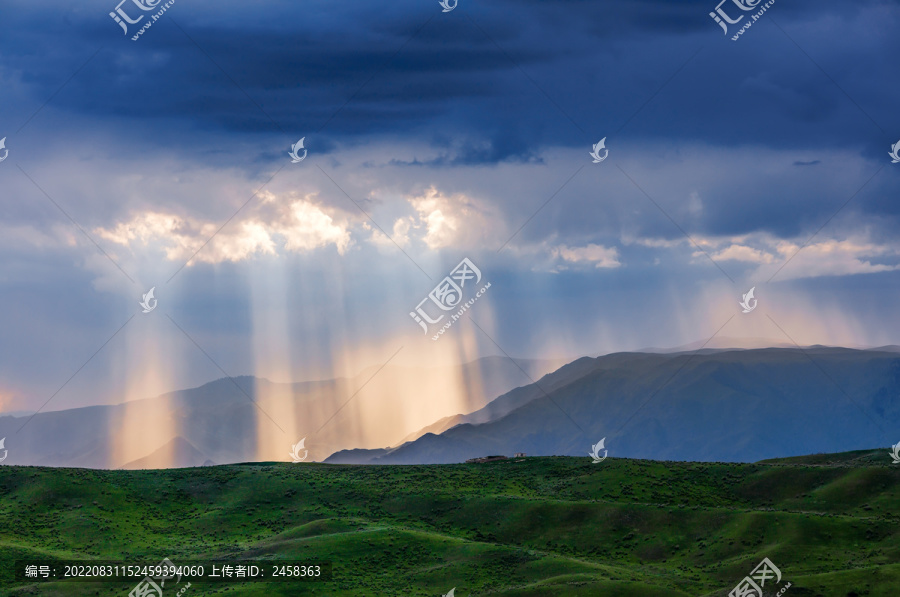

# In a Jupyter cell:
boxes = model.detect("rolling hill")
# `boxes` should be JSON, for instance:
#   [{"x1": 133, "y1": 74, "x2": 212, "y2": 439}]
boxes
[{"x1": 0, "y1": 450, "x2": 898, "y2": 595}]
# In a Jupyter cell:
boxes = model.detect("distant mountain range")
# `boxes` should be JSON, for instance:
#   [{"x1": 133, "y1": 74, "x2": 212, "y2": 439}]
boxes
[
  {"x1": 0, "y1": 356, "x2": 563, "y2": 468},
  {"x1": 4, "y1": 346, "x2": 897, "y2": 468},
  {"x1": 326, "y1": 346, "x2": 900, "y2": 464}
]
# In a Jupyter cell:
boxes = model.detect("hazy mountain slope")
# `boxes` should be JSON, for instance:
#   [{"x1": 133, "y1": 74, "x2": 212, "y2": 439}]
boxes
[
  {"x1": 121, "y1": 436, "x2": 209, "y2": 469},
  {"x1": 388, "y1": 355, "x2": 602, "y2": 446},
  {"x1": 637, "y1": 336, "x2": 797, "y2": 352},
  {"x1": 326, "y1": 355, "x2": 615, "y2": 463},
  {"x1": 0, "y1": 356, "x2": 561, "y2": 468},
  {"x1": 355, "y1": 348, "x2": 900, "y2": 464}
]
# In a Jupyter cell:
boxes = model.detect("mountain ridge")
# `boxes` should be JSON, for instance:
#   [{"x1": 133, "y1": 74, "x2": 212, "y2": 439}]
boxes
[
  {"x1": 0, "y1": 356, "x2": 562, "y2": 468},
  {"x1": 326, "y1": 346, "x2": 900, "y2": 465}
]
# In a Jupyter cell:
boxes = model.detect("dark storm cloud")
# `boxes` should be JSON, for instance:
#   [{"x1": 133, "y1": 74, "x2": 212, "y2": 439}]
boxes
[
  {"x1": 3, "y1": 0, "x2": 896, "y2": 147},
  {"x1": 2, "y1": 0, "x2": 899, "y2": 236}
]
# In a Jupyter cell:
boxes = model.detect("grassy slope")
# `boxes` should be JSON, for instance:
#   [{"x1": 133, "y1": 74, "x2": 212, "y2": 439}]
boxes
[{"x1": 0, "y1": 451, "x2": 898, "y2": 596}]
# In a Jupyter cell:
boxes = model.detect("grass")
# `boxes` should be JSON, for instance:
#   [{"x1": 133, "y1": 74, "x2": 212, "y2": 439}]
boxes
[{"x1": 0, "y1": 450, "x2": 898, "y2": 595}]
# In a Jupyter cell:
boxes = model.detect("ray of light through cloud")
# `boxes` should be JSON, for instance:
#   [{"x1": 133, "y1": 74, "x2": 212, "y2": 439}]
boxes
[{"x1": 0, "y1": 0, "x2": 898, "y2": 469}]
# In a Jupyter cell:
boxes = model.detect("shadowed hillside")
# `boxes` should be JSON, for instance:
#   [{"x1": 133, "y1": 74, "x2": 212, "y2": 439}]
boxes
[{"x1": 330, "y1": 347, "x2": 900, "y2": 465}]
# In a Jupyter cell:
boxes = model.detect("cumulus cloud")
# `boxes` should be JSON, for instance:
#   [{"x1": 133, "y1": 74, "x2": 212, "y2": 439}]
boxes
[
  {"x1": 551, "y1": 243, "x2": 621, "y2": 269},
  {"x1": 367, "y1": 217, "x2": 413, "y2": 248},
  {"x1": 278, "y1": 200, "x2": 352, "y2": 254},
  {"x1": 642, "y1": 232, "x2": 900, "y2": 280},
  {"x1": 406, "y1": 186, "x2": 498, "y2": 250},
  {"x1": 707, "y1": 244, "x2": 777, "y2": 264},
  {"x1": 506, "y1": 239, "x2": 621, "y2": 272},
  {"x1": 768, "y1": 238, "x2": 900, "y2": 280},
  {"x1": 95, "y1": 194, "x2": 351, "y2": 264}
]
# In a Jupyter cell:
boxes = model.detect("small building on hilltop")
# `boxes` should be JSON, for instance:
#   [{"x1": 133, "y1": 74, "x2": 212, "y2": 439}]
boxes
[{"x1": 465, "y1": 455, "x2": 508, "y2": 464}]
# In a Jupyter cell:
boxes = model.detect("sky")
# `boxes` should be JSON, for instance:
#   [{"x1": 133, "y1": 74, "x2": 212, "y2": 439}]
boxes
[{"x1": 1, "y1": 0, "x2": 900, "y2": 415}]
